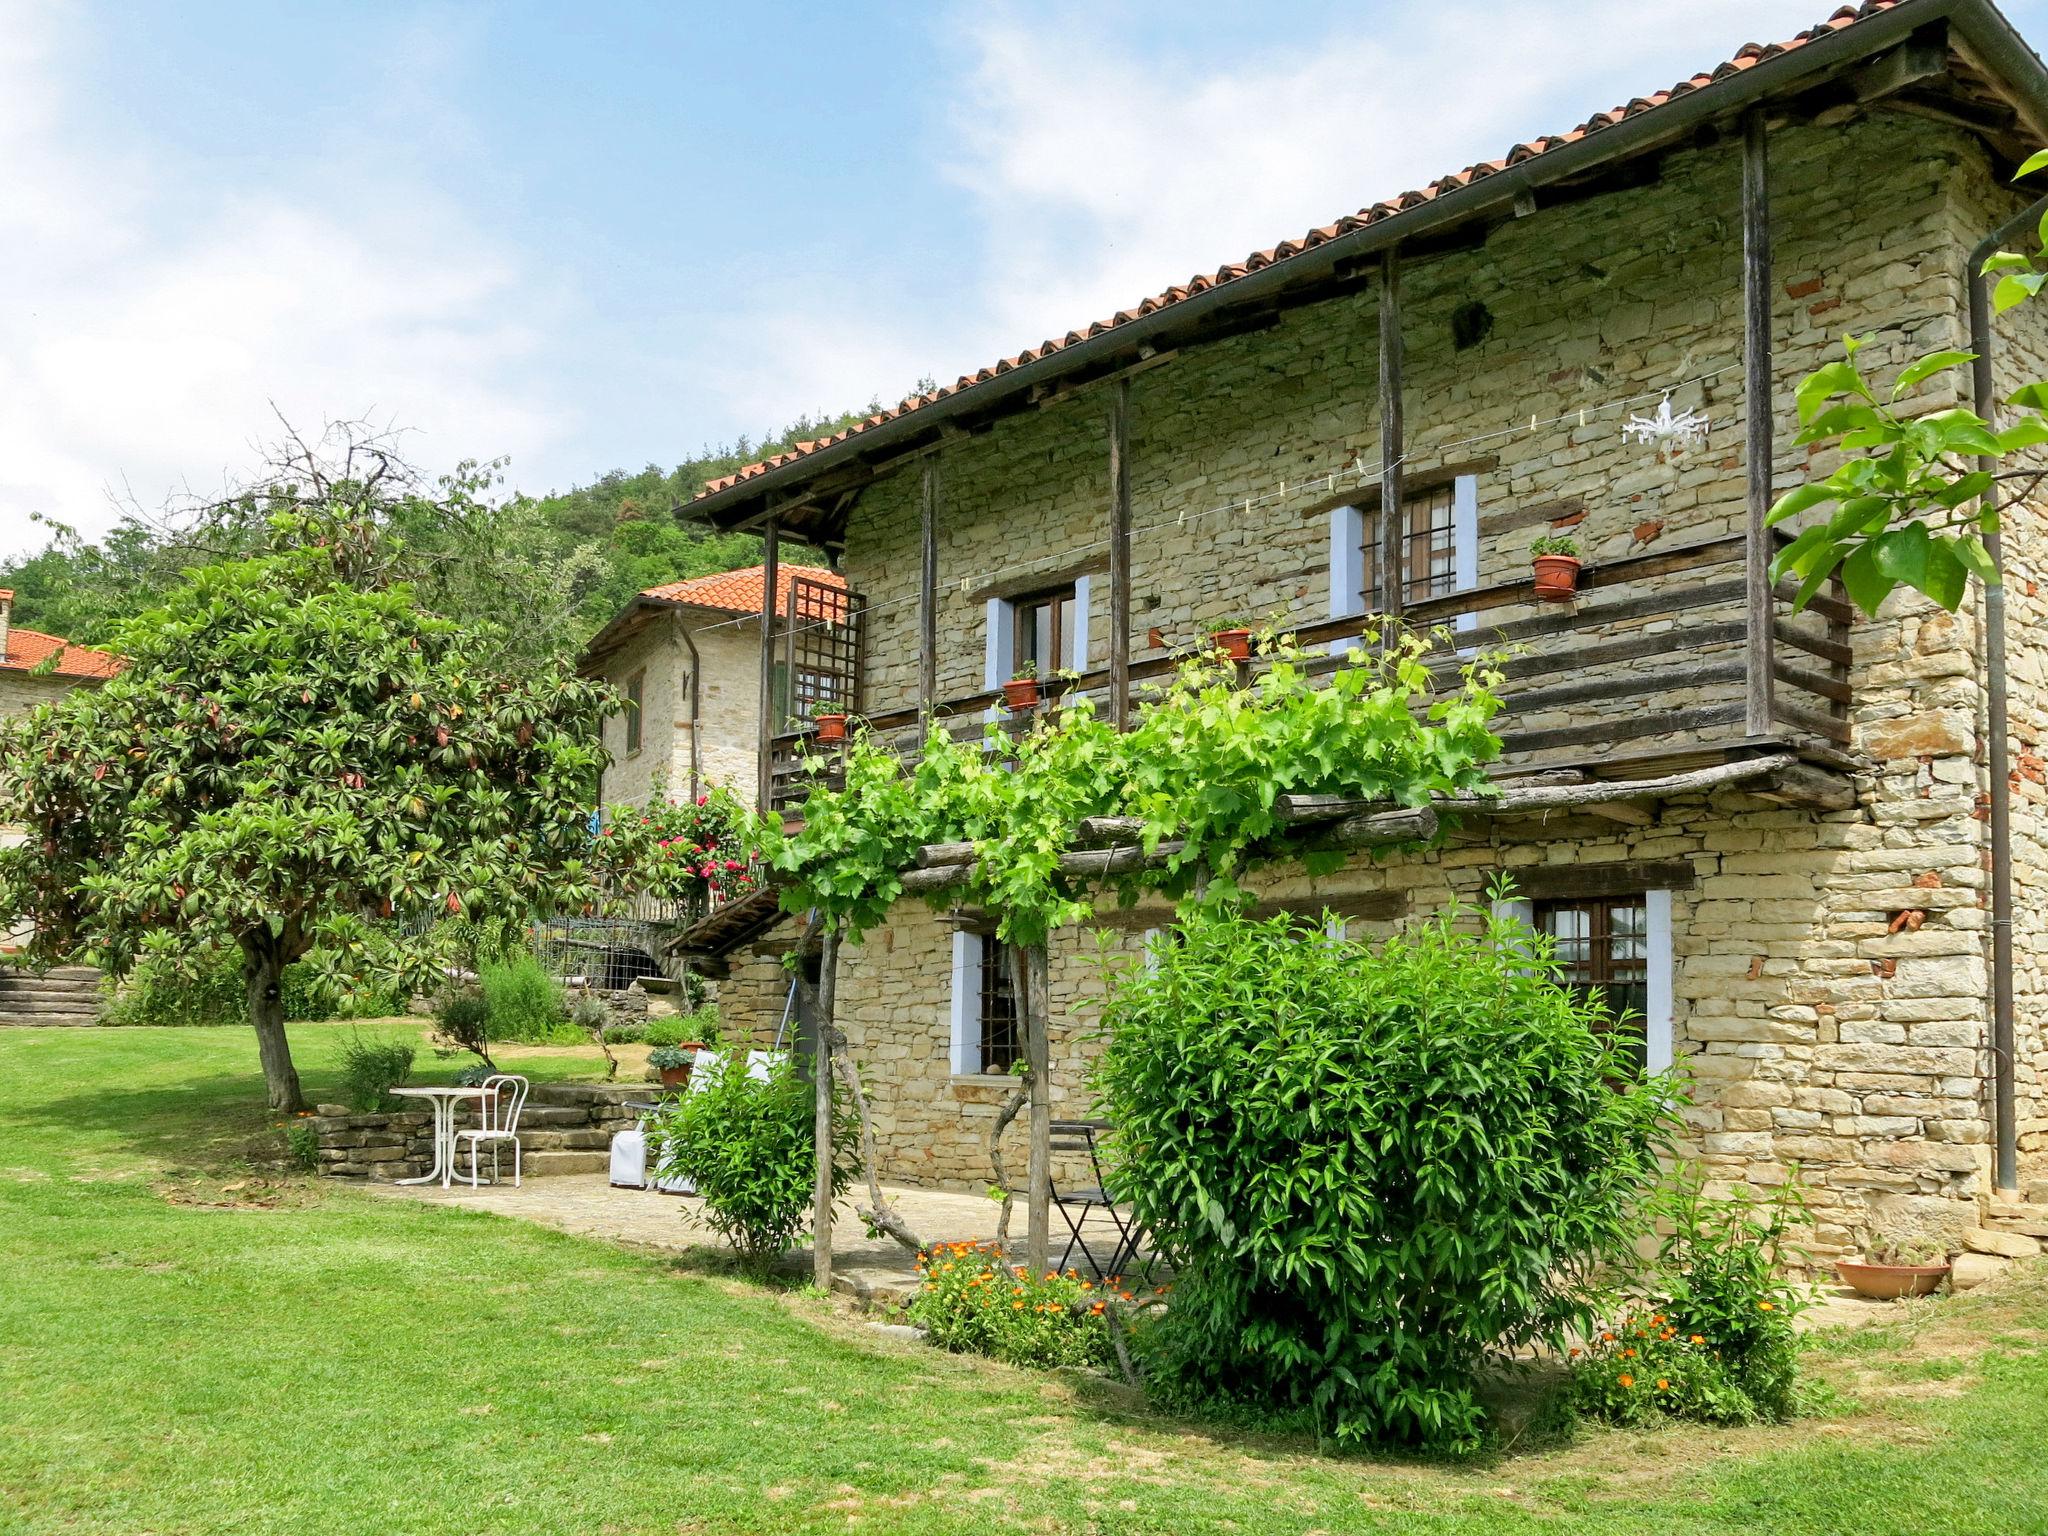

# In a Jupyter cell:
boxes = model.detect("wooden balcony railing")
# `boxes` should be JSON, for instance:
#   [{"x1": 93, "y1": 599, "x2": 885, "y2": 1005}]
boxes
[{"x1": 767, "y1": 528, "x2": 1851, "y2": 812}]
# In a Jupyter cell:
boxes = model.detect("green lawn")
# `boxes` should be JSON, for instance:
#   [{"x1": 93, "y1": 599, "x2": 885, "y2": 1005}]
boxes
[{"x1": 2, "y1": 1024, "x2": 2045, "y2": 1535}]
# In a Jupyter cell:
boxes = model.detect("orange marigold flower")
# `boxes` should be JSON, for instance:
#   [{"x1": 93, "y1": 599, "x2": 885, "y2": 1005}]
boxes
[
  {"x1": 1689, "y1": 1335, "x2": 1705, "y2": 1345},
  {"x1": 1618, "y1": 1374, "x2": 1634, "y2": 1389},
  {"x1": 1568, "y1": 1347, "x2": 1581, "y2": 1358},
  {"x1": 1012, "y1": 1301, "x2": 1025, "y2": 1310},
  {"x1": 1621, "y1": 1348, "x2": 1636, "y2": 1359},
  {"x1": 1759, "y1": 1300, "x2": 1773, "y2": 1311},
  {"x1": 1600, "y1": 1332, "x2": 1614, "y2": 1343},
  {"x1": 1653, "y1": 1314, "x2": 1666, "y2": 1324},
  {"x1": 1657, "y1": 1379, "x2": 1670, "y2": 1391}
]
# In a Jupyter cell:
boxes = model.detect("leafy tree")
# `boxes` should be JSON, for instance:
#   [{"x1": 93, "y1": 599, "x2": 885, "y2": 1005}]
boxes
[
  {"x1": 0, "y1": 519, "x2": 615, "y2": 1112},
  {"x1": 1772, "y1": 149, "x2": 2048, "y2": 614}
]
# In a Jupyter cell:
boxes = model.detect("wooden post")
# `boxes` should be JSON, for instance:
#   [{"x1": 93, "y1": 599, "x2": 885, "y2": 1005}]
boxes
[
  {"x1": 1742, "y1": 107, "x2": 1776, "y2": 736},
  {"x1": 812, "y1": 928, "x2": 839, "y2": 1291},
  {"x1": 918, "y1": 459, "x2": 939, "y2": 729},
  {"x1": 756, "y1": 517, "x2": 782, "y2": 815},
  {"x1": 1107, "y1": 377, "x2": 1133, "y2": 729},
  {"x1": 1024, "y1": 942, "x2": 1052, "y2": 1276},
  {"x1": 1378, "y1": 248, "x2": 1405, "y2": 619}
]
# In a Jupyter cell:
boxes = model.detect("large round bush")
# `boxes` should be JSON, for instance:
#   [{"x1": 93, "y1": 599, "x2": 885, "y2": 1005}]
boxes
[{"x1": 1094, "y1": 905, "x2": 1679, "y2": 1451}]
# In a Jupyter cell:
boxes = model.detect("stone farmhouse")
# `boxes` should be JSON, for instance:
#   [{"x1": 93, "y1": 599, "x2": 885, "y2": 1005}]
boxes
[
  {"x1": 579, "y1": 564, "x2": 847, "y2": 811},
  {"x1": 674, "y1": 0, "x2": 2048, "y2": 1263}
]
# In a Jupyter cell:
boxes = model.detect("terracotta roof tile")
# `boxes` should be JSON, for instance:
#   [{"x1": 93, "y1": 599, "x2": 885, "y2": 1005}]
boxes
[
  {"x1": 1, "y1": 627, "x2": 123, "y2": 681},
  {"x1": 640, "y1": 563, "x2": 845, "y2": 618},
  {"x1": 694, "y1": 3, "x2": 1906, "y2": 503}
]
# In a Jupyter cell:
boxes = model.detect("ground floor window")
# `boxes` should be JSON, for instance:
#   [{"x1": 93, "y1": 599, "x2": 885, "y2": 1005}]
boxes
[
  {"x1": 949, "y1": 929, "x2": 1022, "y2": 1075},
  {"x1": 1534, "y1": 895, "x2": 1652, "y2": 1070}
]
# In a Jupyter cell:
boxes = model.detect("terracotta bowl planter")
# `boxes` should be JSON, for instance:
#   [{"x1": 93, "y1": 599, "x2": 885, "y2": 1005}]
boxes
[
  {"x1": 658, "y1": 1065, "x2": 691, "y2": 1090},
  {"x1": 814, "y1": 713, "x2": 847, "y2": 742},
  {"x1": 1210, "y1": 627, "x2": 1253, "y2": 661},
  {"x1": 1836, "y1": 1258, "x2": 1951, "y2": 1299},
  {"x1": 1001, "y1": 678, "x2": 1040, "y2": 710},
  {"x1": 1531, "y1": 554, "x2": 1582, "y2": 602}
]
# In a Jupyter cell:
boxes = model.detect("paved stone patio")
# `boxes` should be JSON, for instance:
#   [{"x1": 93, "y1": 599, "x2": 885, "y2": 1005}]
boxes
[{"x1": 371, "y1": 1172, "x2": 1050, "y2": 1304}]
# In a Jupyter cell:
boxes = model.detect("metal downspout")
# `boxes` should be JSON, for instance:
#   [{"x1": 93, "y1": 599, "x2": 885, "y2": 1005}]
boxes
[
  {"x1": 1967, "y1": 190, "x2": 2048, "y2": 1192},
  {"x1": 673, "y1": 609, "x2": 703, "y2": 803}
]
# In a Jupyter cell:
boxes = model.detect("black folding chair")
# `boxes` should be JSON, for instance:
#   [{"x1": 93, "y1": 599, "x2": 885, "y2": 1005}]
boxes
[{"x1": 1050, "y1": 1120, "x2": 1137, "y2": 1282}]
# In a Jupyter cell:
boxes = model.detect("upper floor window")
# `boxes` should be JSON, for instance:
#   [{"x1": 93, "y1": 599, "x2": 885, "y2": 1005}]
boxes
[
  {"x1": 1012, "y1": 585, "x2": 1076, "y2": 674},
  {"x1": 624, "y1": 669, "x2": 645, "y2": 755},
  {"x1": 1329, "y1": 475, "x2": 1478, "y2": 626}
]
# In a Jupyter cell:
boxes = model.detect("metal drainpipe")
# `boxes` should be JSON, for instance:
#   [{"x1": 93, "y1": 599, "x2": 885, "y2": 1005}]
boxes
[
  {"x1": 672, "y1": 609, "x2": 703, "y2": 803},
  {"x1": 1967, "y1": 190, "x2": 2048, "y2": 1193}
]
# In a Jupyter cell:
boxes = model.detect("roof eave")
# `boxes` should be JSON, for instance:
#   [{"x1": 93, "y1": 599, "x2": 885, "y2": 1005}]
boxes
[{"x1": 683, "y1": 0, "x2": 2048, "y2": 535}]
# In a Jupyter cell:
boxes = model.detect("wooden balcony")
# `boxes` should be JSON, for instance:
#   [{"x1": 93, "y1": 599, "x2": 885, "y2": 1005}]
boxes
[{"x1": 768, "y1": 528, "x2": 1852, "y2": 813}]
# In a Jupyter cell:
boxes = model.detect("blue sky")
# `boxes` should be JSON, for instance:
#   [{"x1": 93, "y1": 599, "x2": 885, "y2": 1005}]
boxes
[{"x1": 5, "y1": 0, "x2": 2047, "y2": 556}]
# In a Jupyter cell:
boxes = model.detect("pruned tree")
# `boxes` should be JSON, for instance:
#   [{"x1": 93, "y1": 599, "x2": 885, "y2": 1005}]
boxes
[{"x1": 0, "y1": 454, "x2": 616, "y2": 1112}]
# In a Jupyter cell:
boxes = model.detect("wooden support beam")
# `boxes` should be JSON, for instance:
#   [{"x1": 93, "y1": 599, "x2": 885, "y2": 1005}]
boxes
[
  {"x1": 812, "y1": 931, "x2": 837, "y2": 1292},
  {"x1": 1742, "y1": 107, "x2": 1777, "y2": 737},
  {"x1": 1508, "y1": 859, "x2": 1700, "y2": 901},
  {"x1": 1752, "y1": 759, "x2": 1859, "y2": 811},
  {"x1": 756, "y1": 518, "x2": 782, "y2": 815},
  {"x1": 1076, "y1": 815, "x2": 1147, "y2": 845},
  {"x1": 919, "y1": 459, "x2": 939, "y2": 728},
  {"x1": 1378, "y1": 248, "x2": 1404, "y2": 619},
  {"x1": 1107, "y1": 377, "x2": 1133, "y2": 729},
  {"x1": 917, "y1": 840, "x2": 980, "y2": 868},
  {"x1": 1318, "y1": 805, "x2": 1437, "y2": 850},
  {"x1": 1059, "y1": 840, "x2": 1187, "y2": 879},
  {"x1": 899, "y1": 863, "x2": 974, "y2": 893},
  {"x1": 1023, "y1": 944, "x2": 1052, "y2": 1276}
]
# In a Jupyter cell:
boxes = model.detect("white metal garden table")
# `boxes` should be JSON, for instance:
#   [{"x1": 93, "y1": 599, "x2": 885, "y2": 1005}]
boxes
[{"x1": 389, "y1": 1085, "x2": 489, "y2": 1188}]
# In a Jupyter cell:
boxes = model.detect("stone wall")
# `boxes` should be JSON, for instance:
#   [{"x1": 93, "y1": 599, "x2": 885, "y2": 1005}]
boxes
[
  {"x1": 310, "y1": 1083, "x2": 643, "y2": 1181},
  {"x1": 595, "y1": 610, "x2": 763, "y2": 809}
]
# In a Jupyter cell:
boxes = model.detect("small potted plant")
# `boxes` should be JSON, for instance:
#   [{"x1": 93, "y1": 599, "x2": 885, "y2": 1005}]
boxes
[
  {"x1": 1530, "y1": 534, "x2": 1582, "y2": 602},
  {"x1": 1208, "y1": 617, "x2": 1255, "y2": 661},
  {"x1": 1002, "y1": 659, "x2": 1040, "y2": 711},
  {"x1": 1836, "y1": 1236, "x2": 1953, "y2": 1299},
  {"x1": 812, "y1": 705, "x2": 848, "y2": 743},
  {"x1": 648, "y1": 1043, "x2": 697, "y2": 1091}
]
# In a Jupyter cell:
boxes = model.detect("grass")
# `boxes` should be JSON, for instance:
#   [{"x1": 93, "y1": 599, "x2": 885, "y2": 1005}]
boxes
[{"x1": 2, "y1": 1025, "x2": 2046, "y2": 1535}]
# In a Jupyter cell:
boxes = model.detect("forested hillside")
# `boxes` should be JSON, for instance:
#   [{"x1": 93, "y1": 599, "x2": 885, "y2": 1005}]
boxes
[{"x1": 0, "y1": 405, "x2": 868, "y2": 659}]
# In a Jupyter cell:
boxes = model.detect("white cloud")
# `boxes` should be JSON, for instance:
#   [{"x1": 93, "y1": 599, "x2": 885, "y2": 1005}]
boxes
[
  {"x1": 919, "y1": 0, "x2": 1818, "y2": 381},
  {"x1": 0, "y1": 1, "x2": 570, "y2": 556}
]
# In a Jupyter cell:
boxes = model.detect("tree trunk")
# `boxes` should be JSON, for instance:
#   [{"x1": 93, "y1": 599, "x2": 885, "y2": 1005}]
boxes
[
  {"x1": 242, "y1": 931, "x2": 305, "y2": 1113},
  {"x1": 1024, "y1": 943, "x2": 1052, "y2": 1277},
  {"x1": 812, "y1": 930, "x2": 838, "y2": 1291}
]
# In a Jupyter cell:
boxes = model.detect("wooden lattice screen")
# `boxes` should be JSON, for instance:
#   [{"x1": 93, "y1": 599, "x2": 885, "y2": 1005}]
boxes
[{"x1": 784, "y1": 574, "x2": 863, "y2": 722}]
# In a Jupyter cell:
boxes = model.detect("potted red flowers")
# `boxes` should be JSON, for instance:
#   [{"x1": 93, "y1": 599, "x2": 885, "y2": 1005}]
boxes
[
  {"x1": 1208, "y1": 619, "x2": 1254, "y2": 661},
  {"x1": 1001, "y1": 659, "x2": 1040, "y2": 711},
  {"x1": 1530, "y1": 534, "x2": 1582, "y2": 602}
]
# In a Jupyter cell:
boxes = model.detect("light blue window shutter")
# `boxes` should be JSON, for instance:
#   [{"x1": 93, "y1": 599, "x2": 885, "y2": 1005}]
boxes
[
  {"x1": 950, "y1": 929, "x2": 982, "y2": 1075},
  {"x1": 1645, "y1": 889, "x2": 1675, "y2": 1073},
  {"x1": 1068, "y1": 575, "x2": 1090, "y2": 672},
  {"x1": 1328, "y1": 503, "x2": 1366, "y2": 655},
  {"x1": 1454, "y1": 474, "x2": 1480, "y2": 646},
  {"x1": 984, "y1": 598, "x2": 1012, "y2": 690}
]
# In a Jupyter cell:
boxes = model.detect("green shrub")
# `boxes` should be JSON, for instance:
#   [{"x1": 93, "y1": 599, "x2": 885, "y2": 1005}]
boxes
[
  {"x1": 601, "y1": 1020, "x2": 647, "y2": 1045},
  {"x1": 104, "y1": 950, "x2": 403, "y2": 1026},
  {"x1": 644, "y1": 1005, "x2": 720, "y2": 1050},
  {"x1": 909, "y1": 1240, "x2": 1117, "y2": 1370},
  {"x1": 338, "y1": 1035, "x2": 415, "y2": 1111},
  {"x1": 651, "y1": 1050, "x2": 855, "y2": 1274},
  {"x1": 1093, "y1": 904, "x2": 1679, "y2": 1453},
  {"x1": 283, "y1": 1121, "x2": 319, "y2": 1172},
  {"x1": 479, "y1": 952, "x2": 571, "y2": 1043},
  {"x1": 432, "y1": 988, "x2": 493, "y2": 1066},
  {"x1": 1570, "y1": 1177, "x2": 1811, "y2": 1426}
]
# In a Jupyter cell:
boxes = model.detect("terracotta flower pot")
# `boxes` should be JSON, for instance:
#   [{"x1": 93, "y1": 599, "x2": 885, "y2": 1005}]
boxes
[
  {"x1": 658, "y1": 1065, "x2": 691, "y2": 1089},
  {"x1": 814, "y1": 713, "x2": 847, "y2": 742},
  {"x1": 1531, "y1": 554, "x2": 1582, "y2": 603},
  {"x1": 1835, "y1": 1258, "x2": 1951, "y2": 1299},
  {"x1": 1210, "y1": 627, "x2": 1252, "y2": 661},
  {"x1": 1002, "y1": 677, "x2": 1040, "y2": 710}
]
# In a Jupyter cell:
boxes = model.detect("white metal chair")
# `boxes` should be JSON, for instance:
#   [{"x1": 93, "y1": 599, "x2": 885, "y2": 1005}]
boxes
[{"x1": 456, "y1": 1074, "x2": 529, "y2": 1188}]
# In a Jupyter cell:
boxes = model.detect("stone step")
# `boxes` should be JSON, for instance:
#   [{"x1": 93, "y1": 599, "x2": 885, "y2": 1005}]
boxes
[
  {"x1": 0, "y1": 966, "x2": 102, "y2": 980},
  {"x1": 516, "y1": 1128, "x2": 615, "y2": 1152},
  {"x1": 523, "y1": 1150, "x2": 610, "y2": 1177},
  {"x1": 1982, "y1": 1204, "x2": 2048, "y2": 1239},
  {"x1": 0, "y1": 993, "x2": 100, "y2": 1010},
  {"x1": 0, "y1": 1012, "x2": 101, "y2": 1028},
  {"x1": 0, "y1": 977, "x2": 103, "y2": 994}
]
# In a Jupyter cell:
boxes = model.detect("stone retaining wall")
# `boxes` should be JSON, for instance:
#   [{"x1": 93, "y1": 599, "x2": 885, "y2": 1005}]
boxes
[{"x1": 310, "y1": 1083, "x2": 644, "y2": 1181}]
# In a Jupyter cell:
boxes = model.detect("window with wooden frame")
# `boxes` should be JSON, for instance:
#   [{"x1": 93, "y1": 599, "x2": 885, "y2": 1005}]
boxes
[
  {"x1": 1534, "y1": 895, "x2": 1651, "y2": 1068},
  {"x1": 1011, "y1": 584, "x2": 1076, "y2": 675},
  {"x1": 624, "y1": 669, "x2": 645, "y2": 756},
  {"x1": 1363, "y1": 483, "x2": 1460, "y2": 609}
]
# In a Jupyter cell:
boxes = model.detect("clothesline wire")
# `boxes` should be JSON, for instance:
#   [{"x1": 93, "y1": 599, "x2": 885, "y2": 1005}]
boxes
[{"x1": 684, "y1": 364, "x2": 1737, "y2": 643}]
